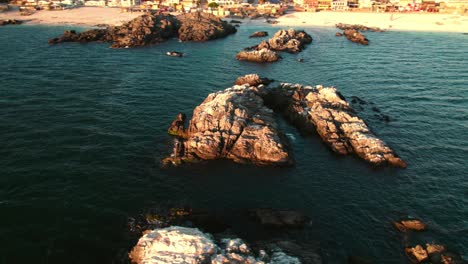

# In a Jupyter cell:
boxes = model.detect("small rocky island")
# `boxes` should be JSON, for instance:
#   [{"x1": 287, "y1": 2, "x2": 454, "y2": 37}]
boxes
[
  {"x1": 48, "y1": 12, "x2": 236, "y2": 48},
  {"x1": 335, "y1": 23, "x2": 384, "y2": 45},
  {"x1": 237, "y1": 29, "x2": 312, "y2": 63},
  {"x1": 164, "y1": 74, "x2": 406, "y2": 168}
]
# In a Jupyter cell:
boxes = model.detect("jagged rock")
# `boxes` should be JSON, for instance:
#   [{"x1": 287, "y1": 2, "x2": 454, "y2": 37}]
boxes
[
  {"x1": 263, "y1": 83, "x2": 406, "y2": 167},
  {"x1": 235, "y1": 74, "x2": 274, "y2": 86},
  {"x1": 0, "y1": 19, "x2": 23, "y2": 26},
  {"x1": 49, "y1": 12, "x2": 236, "y2": 48},
  {"x1": 426, "y1": 243, "x2": 446, "y2": 255},
  {"x1": 236, "y1": 48, "x2": 281, "y2": 63},
  {"x1": 163, "y1": 83, "x2": 292, "y2": 166},
  {"x1": 257, "y1": 29, "x2": 312, "y2": 53},
  {"x1": 129, "y1": 226, "x2": 217, "y2": 264},
  {"x1": 177, "y1": 12, "x2": 237, "y2": 42},
  {"x1": 336, "y1": 23, "x2": 384, "y2": 32},
  {"x1": 168, "y1": 113, "x2": 187, "y2": 137},
  {"x1": 249, "y1": 31, "x2": 269, "y2": 38},
  {"x1": 343, "y1": 29, "x2": 369, "y2": 45},
  {"x1": 249, "y1": 209, "x2": 310, "y2": 228},
  {"x1": 394, "y1": 219, "x2": 426, "y2": 232},
  {"x1": 406, "y1": 245, "x2": 429, "y2": 263}
]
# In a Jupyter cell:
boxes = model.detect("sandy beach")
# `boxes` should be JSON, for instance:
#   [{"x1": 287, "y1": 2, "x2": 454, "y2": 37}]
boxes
[{"x1": 1, "y1": 6, "x2": 468, "y2": 32}]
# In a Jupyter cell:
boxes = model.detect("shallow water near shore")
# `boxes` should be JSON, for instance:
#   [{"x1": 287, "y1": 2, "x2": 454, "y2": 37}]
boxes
[{"x1": 1, "y1": 25, "x2": 467, "y2": 263}]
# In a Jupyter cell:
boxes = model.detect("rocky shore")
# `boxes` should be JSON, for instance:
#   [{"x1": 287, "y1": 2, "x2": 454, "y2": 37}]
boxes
[
  {"x1": 163, "y1": 74, "x2": 406, "y2": 168},
  {"x1": 335, "y1": 23, "x2": 384, "y2": 45},
  {"x1": 48, "y1": 12, "x2": 236, "y2": 48},
  {"x1": 0, "y1": 19, "x2": 22, "y2": 26},
  {"x1": 236, "y1": 29, "x2": 312, "y2": 63}
]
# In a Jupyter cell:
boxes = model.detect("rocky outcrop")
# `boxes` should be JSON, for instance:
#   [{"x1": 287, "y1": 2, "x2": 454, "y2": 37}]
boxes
[
  {"x1": 249, "y1": 31, "x2": 269, "y2": 38},
  {"x1": 394, "y1": 219, "x2": 426, "y2": 232},
  {"x1": 336, "y1": 23, "x2": 384, "y2": 32},
  {"x1": 177, "y1": 12, "x2": 237, "y2": 42},
  {"x1": 168, "y1": 113, "x2": 186, "y2": 137},
  {"x1": 49, "y1": 12, "x2": 236, "y2": 48},
  {"x1": 236, "y1": 48, "x2": 281, "y2": 63},
  {"x1": 235, "y1": 74, "x2": 273, "y2": 86},
  {"x1": 236, "y1": 29, "x2": 312, "y2": 63},
  {"x1": 0, "y1": 19, "x2": 23, "y2": 26},
  {"x1": 129, "y1": 226, "x2": 303, "y2": 264},
  {"x1": 257, "y1": 29, "x2": 312, "y2": 53},
  {"x1": 263, "y1": 83, "x2": 406, "y2": 167},
  {"x1": 163, "y1": 83, "x2": 292, "y2": 166},
  {"x1": 405, "y1": 243, "x2": 466, "y2": 264},
  {"x1": 343, "y1": 29, "x2": 369, "y2": 45}
]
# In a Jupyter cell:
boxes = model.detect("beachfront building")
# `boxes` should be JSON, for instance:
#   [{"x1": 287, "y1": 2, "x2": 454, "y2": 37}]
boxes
[
  {"x1": 84, "y1": 0, "x2": 106, "y2": 6},
  {"x1": 120, "y1": 0, "x2": 140, "y2": 6},
  {"x1": 317, "y1": 0, "x2": 331, "y2": 9},
  {"x1": 442, "y1": 0, "x2": 468, "y2": 12},
  {"x1": 331, "y1": 0, "x2": 348, "y2": 10},
  {"x1": 359, "y1": 0, "x2": 373, "y2": 8},
  {"x1": 303, "y1": 0, "x2": 319, "y2": 10}
]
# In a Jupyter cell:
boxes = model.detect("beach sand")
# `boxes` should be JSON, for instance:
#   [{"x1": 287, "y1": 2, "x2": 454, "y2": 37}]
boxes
[
  {"x1": 1, "y1": 6, "x2": 468, "y2": 32},
  {"x1": 276, "y1": 11, "x2": 468, "y2": 32}
]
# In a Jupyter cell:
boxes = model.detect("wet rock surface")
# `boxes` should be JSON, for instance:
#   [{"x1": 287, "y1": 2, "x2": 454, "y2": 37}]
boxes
[
  {"x1": 236, "y1": 48, "x2": 281, "y2": 63},
  {"x1": 163, "y1": 83, "x2": 292, "y2": 166},
  {"x1": 343, "y1": 29, "x2": 369, "y2": 45},
  {"x1": 336, "y1": 23, "x2": 384, "y2": 32},
  {"x1": 263, "y1": 83, "x2": 406, "y2": 167},
  {"x1": 249, "y1": 31, "x2": 269, "y2": 38},
  {"x1": 235, "y1": 74, "x2": 274, "y2": 86},
  {"x1": 405, "y1": 243, "x2": 466, "y2": 264},
  {"x1": 394, "y1": 218, "x2": 426, "y2": 232},
  {"x1": 49, "y1": 12, "x2": 236, "y2": 48},
  {"x1": 335, "y1": 23, "x2": 383, "y2": 45}
]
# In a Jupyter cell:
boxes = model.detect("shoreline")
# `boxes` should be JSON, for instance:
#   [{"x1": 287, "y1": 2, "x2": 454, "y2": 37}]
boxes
[{"x1": 1, "y1": 7, "x2": 468, "y2": 33}]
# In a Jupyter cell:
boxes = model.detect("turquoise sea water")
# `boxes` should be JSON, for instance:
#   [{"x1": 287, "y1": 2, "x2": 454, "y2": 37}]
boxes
[{"x1": 0, "y1": 24, "x2": 467, "y2": 263}]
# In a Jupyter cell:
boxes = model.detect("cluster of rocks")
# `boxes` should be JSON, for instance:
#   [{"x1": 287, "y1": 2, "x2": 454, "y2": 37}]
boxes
[
  {"x1": 48, "y1": 12, "x2": 236, "y2": 48},
  {"x1": 237, "y1": 29, "x2": 312, "y2": 63},
  {"x1": 393, "y1": 218, "x2": 467, "y2": 264},
  {"x1": 129, "y1": 226, "x2": 307, "y2": 264},
  {"x1": 164, "y1": 74, "x2": 406, "y2": 168},
  {"x1": 0, "y1": 19, "x2": 23, "y2": 26},
  {"x1": 335, "y1": 23, "x2": 383, "y2": 45}
]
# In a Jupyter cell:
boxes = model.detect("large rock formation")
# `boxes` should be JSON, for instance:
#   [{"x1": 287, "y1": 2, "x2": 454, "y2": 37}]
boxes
[
  {"x1": 164, "y1": 75, "x2": 406, "y2": 168},
  {"x1": 257, "y1": 29, "x2": 312, "y2": 53},
  {"x1": 177, "y1": 12, "x2": 237, "y2": 42},
  {"x1": 236, "y1": 48, "x2": 282, "y2": 63},
  {"x1": 164, "y1": 82, "x2": 292, "y2": 166},
  {"x1": 343, "y1": 29, "x2": 369, "y2": 45},
  {"x1": 263, "y1": 83, "x2": 406, "y2": 167},
  {"x1": 335, "y1": 23, "x2": 383, "y2": 45},
  {"x1": 48, "y1": 12, "x2": 236, "y2": 48},
  {"x1": 236, "y1": 29, "x2": 312, "y2": 63},
  {"x1": 129, "y1": 226, "x2": 304, "y2": 264}
]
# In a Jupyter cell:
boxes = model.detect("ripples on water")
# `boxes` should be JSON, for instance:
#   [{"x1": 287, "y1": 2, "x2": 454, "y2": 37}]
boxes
[{"x1": 0, "y1": 25, "x2": 467, "y2": 263}]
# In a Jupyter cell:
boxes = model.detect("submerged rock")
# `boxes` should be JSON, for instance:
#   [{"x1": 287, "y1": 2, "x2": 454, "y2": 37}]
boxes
[
  {"x1": 236, "y1": 48, "x2": 282, "y2": 63},
  {"x1": 263, "y1": 83, "x2": 406, "y2": 167},
  {"x1": 249, "y1": 209, "x2": 311, "y2": 228},
  {"x1": 394, "y1": 219, "x2": 426, "y2": 232},
  {"x1": 49, "y1": 12, "x2": 236, "y2": 48},
  {"x1": 163, "y1": 83, "x2": 292, "y2": 166},
  {"x1": 249, "y1": 31, "x2": 269, "y2": 38}
]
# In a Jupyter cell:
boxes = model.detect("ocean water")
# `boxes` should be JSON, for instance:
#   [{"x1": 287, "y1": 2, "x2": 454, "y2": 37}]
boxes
[{"x1": 0, "y1": 24, "x2": 467, "y2": 263}]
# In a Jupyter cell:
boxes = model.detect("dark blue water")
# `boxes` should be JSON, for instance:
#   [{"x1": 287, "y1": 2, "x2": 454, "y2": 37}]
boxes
[{"x1": 0, "y1": 24, "x2": 467, "y2": 263}]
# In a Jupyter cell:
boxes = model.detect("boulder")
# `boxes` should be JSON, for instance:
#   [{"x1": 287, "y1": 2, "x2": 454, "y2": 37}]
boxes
[
  {"x1": 405, "y1": 245, "x2": 429, "y2": 263},
  {"x1": 163, "y1": 83, "x2": 292, "y2": 166},
  {"x1": 263, "y1": 83, "x2": 406, "y2": 167},
  {"x1": 235, "y1": 74, "x2": 274, "y2": 86},
  {"x1": 236, "y1": 48, "x2": 281, "y2": 63},
  {"x1": 177, "y1": 12, "x2": 237, "y2": 42},
  {"x1": 394, "y1": 219, "x2": 426, "y2": 232},
  {"x1": 49, "y1": 12, "x2": 236, "y2": 48},
  {"x1": 335, "y1": 32, "x2": 343, "y2": 37},
  {"x1": 129, "y1": 226, "x2": 217, "y2": 264},
  {"x1": 343, "y1": 29, "x2": 369, "y2": 45},
  {"x1": 249, "y1": 31, "x2": 269, "y2": 38}
]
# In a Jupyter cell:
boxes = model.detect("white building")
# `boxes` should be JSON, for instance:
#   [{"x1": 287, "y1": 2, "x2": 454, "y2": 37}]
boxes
[{"x1": 331, "y1": 0, "x2": 348, "y2": 10}]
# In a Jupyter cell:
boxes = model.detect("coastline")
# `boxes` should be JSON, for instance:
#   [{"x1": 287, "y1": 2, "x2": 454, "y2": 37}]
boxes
[{"x1": 1, "y1": 6, "x2": 468, "y2": 33}]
